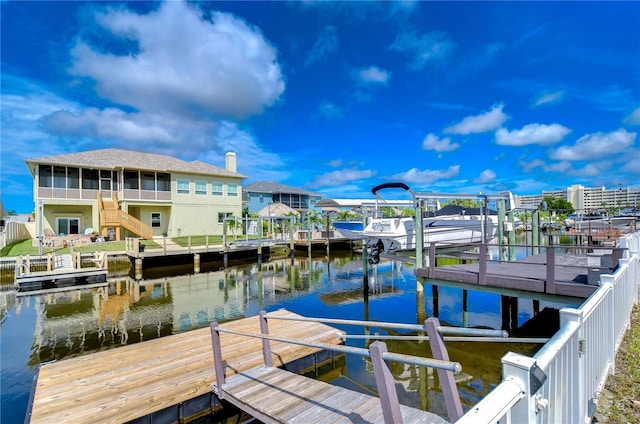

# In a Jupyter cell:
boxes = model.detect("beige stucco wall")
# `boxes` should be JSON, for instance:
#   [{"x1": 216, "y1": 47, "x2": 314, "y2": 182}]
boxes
[
  {"x1": 42, "y1": 204, "x2": 96, "y2": 235},
  {"x1": 168, "y1": 172, "x2": 243, "y2": 237},
  {"x1": 134, "y1": 205, "x2": 172, "y2": 237}
]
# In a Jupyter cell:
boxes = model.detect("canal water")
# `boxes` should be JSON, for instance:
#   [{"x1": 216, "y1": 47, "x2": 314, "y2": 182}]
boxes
[{"x1": 0, "y1": 245, "x2": 576, "y2": 423}]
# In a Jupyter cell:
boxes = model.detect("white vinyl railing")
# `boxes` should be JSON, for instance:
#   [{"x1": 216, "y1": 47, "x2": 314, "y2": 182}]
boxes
[{"x1": 457, "y1": 231, "x2": 639, "y2": 424}]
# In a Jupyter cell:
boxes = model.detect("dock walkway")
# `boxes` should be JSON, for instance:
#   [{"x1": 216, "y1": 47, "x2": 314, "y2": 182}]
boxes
[
  {"x1": 416, "y1": 252, "x2": 600, "y2": 299},
  {"x1": 26, "y1": 309, "x2": 342, "y2": 424},
  {"x1": 218, "y1": 366, "x2": 448, "y2": 423}
]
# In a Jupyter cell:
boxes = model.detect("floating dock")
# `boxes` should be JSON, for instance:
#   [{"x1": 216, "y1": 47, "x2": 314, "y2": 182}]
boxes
[
  {"x1": 15, "y1": 253, "x2": 108, "y2": 290},
  {"x1": 26, "y1": 309, "x2": 343, "y2": 424}
]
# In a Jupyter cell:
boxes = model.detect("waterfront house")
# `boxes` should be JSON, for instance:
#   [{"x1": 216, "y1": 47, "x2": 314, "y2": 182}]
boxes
[
  {"x1": 243, "y1": 181, "x2": 323, "y2": 216},
  {"x1": 25, "y1": 149, "x2": 246, "y2": 241}
]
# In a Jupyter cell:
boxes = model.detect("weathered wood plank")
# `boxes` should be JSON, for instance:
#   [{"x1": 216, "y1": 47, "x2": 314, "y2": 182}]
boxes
[
  {"x1": 218, "y1": 366, "x2": 448, "y2": 424},
  {"x1": 28, "y1": 309, "x2": 342, "y2": 424}
]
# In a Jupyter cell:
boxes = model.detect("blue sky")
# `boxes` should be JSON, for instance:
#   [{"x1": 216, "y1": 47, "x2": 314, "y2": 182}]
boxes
[{"x1": 2, "y1": 1, "x2": 639, "y2": 213}]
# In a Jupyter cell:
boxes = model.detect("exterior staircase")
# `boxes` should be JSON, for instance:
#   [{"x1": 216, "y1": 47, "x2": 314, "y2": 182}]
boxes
[{"x1": 97, "y1": 192, "x2": 153, "y2": 240}]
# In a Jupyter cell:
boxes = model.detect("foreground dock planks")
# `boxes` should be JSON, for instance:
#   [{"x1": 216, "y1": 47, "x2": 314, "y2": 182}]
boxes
[
  {"x1": 28, "y1": 309, "x2": 342, "y2": 424},
  {"x1": 218, "y1": 366, "x2": 449, "y2": 424}
]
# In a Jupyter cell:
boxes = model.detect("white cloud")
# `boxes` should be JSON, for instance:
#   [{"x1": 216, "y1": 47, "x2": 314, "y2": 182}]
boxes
[
  {"x1": 474, "y1": 169, "x2": 496, "y2": 183},
  {"x1": 317, "y1": 101, "x2": 343, "y2": 119},
  {"x1": 574, "y1": 163, "x2": 607, "y2": 178},
  {"x1": 533, "y1": 90, "x2": 565, "y2": 107},
  {"x1": 390, "y1": 30, "x2": 454, "y2": 70},
  {"x1": 550, "y1": 129, "x2": 636, "y2": 161},
  {"x1": 421, "y1": 133, "x2": 460, "y2": 152},
  {"x1": 621, "y1": 153, "x2": 640, "y2": 173},
  {"x1": 495, "y1": 123, "x2": 570, "y2": 146},
  {"x1": 308, "y1": 169, "x2": 377, "y2": 189},
  {"x1": 544, "y1": 161, "x2": 573, "y2": 173},
  {"x1": 70, "y1": 1, "x2": 285, "y2": 120},
  {"x1": 41, "y1": 108, "x2": 178, "y2": 144},
  {"x1": 390, "y1": 165, "x2": 460, "y2": 184},
  {"x1": 199, "y1": 121, "x2": 289, "y2": 182},
  {"x1": 623, "y1": 107, "x2": 640, "y2": 126},
  {"x1": 328, "y1": 159, "x2": 343, "y2": 167},
  {"x1": 1, "y1": 84, "x2": 86, "y2": 178},
  {"x1": 358, "y1": 66, "x2": 390, "y2": 85},
  {"x1": 305, "y1": 25, "x2": 339, "y2": 66},
  {"x1": 444, "y1": 104, "x2": 508, "y2": 135}
]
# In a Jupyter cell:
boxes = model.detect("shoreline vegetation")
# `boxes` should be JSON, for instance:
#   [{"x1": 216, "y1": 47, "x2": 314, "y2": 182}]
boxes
[{"x1": 596, "y1": 304, "x2": 640, "y2": 423}]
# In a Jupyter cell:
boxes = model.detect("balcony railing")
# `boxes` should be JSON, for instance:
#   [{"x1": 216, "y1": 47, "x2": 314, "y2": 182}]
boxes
[
  {"x1": 38, "y1": 188, "x2": 100, "y2": 200},
  {"x1": 38, "y1": 187, "x2": 171, "y2": 202}
]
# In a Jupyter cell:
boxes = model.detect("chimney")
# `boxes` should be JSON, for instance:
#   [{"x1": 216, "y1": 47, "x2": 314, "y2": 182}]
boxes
[{"x1": 225, "y1": 152, "x2": 236, "y2": 173}]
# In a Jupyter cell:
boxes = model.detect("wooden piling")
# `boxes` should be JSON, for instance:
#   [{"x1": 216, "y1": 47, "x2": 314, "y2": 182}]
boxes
[{"x1": 135, "y1": 258, "x2": 142, "y2": 280}]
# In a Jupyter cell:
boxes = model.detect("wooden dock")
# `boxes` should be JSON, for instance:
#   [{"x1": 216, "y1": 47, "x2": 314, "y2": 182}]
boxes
[
  {"x1": 15, "y1": 253, "x2": 108, "y2": 289},
  {"x1": 416, "y1": 252, "x2": 601, "y2": 299},
  {"x1": 210, "y1": 313, "x2": 462, "y2": 423},
  {"x1": 217, "y1": 366, "x2": 448, "y2": 423},
  {"x1": 26, "y1": 309, "x2": 342, "y2": 424}
]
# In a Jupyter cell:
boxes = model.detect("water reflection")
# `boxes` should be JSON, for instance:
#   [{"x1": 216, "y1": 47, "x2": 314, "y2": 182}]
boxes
[{"x1": 1, "y1": 249, "x2": 575, "y2": 422}]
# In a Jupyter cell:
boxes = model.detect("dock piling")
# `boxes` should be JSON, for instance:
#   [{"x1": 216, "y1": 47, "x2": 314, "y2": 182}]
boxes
[{"x1": 135, "y1": 258, "x2": 142, "y2": 280}]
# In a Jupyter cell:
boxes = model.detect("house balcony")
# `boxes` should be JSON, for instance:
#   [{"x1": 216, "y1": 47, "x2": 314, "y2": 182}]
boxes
[{"x1": 37, "y1": 188, "x2": 172, "y2": 202}]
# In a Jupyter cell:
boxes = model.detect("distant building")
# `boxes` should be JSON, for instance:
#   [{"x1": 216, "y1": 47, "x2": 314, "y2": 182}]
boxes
[
  {"x1": 25, "y1": 149, "x2": 246, "y2": 239},
  {"x1": 243, "y1": 181, "x2": 323, "y2": 216},
  {"x1": 516, "y1": 184, "x2": 640, "y2": 212}
]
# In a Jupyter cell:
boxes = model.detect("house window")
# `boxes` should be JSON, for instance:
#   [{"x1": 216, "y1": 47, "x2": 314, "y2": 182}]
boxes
[
  {"x1": 67, "y1": 168, "x2": 79, "y2": 189},
  {"x1": 212, "y1": 182, "x2": 223, "y2": 196},
  {"x1": 259, "y1": 194, "x2": 264, "y2": 203},
  {"x1": 53, "y1": 166, "x2": 66, "y2": 188},
  {"x1": 56, "y1": 218, "x2": 80, "y2": 235},
  {"x1": 142, "y1": 172, "x2": 155, "y2": 191},
  {"x1": 39, "y1": 165, "x2": 53, "y2": 188},
  {"x1": 177, "y1": 179, "x2": 190, "y2": 194},
  {"x1": 195, "y1": 181, "x2": 207, "y2": 195},
  {"x1": 157, "y1": 173, "x2": 170, "y2": 191},
  {"x1": 82, "y1": 169, "x2": 99, "y2": 190},
  {"x1": 124, "y1": 170, "x2": 139, "y2": 189},
  {"x1": 151, "y1": 212, "x2": 161, "y2": 228},
  {"x1": 100, "y1": 170, "x2": 112, "y2": 191},
  {"x1": 218, "y1": 212, "x2": 234, "y2": 223},
  {"x1": 228, "y1": 184, "x2": 238, "y2": 197}
]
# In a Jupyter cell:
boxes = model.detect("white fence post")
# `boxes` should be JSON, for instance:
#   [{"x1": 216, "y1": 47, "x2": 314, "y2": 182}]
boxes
[
  {"x1": 500, "y1": 352, "x2": 544, "y2": 423},
  {"x1": 560, "y1": 308, "x2": 588, "y2": 421}
]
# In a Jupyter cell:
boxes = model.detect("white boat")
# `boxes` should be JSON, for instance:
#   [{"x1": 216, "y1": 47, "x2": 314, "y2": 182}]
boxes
[
  {"x1": 363, "y1": 210, "x2": 499, "y2": 253},
  {"x1": 332, "y1": 220, "x2": 364, "y2": 239},
  {"x1": 361, "y1": 183, "x2": 501, "y2": 255}
]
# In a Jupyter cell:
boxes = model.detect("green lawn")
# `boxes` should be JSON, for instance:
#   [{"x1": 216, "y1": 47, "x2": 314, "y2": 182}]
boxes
[
  {"x1": 1, "y1": 235, "x2": 230, "y2": 257},
  {"x1": 172, "y1": 235, "x2": 223, "y2": 247},
  {"x1": 0, "y1": 239, "x2": 128, "y2": 257}
]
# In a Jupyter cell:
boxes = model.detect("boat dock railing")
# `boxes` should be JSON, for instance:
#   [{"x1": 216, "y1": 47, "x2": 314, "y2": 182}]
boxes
[
  {"x1": 456, "y1": 231, "x2": 640, "y2": 424},
  {"x1": 211, "y1": 311, "x2": 506, "y2": 423}
]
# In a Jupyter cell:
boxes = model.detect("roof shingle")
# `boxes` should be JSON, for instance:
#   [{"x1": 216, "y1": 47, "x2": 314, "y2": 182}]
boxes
[{"x1": 25, "y1": 148, "x2": 246, "y2": 179}]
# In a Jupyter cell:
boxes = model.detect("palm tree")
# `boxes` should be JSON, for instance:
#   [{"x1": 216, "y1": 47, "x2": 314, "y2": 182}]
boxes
[
  {"x1": 336, "y1": 210, "x2": 354, "y2": 221},
  {"x1": 305, "y1": 209, "x2": 322, "y2": 230}
]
